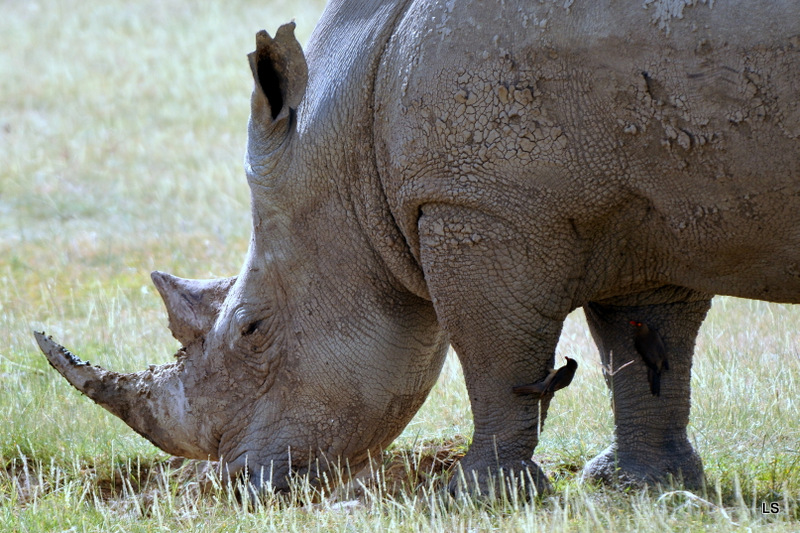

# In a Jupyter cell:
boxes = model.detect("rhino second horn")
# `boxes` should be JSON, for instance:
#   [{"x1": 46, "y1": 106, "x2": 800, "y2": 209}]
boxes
[
  {"x1": 150, "y1": 271, "x2": 236, "y2": 345},
  {"x1": 33, "y1": 331, "x2": 213, "y2": 459}
]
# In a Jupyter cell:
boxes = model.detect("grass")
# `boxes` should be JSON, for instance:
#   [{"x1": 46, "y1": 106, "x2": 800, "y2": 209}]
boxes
[{"x1": 2, "y1": 0, "x2": 799, "y2": 530}]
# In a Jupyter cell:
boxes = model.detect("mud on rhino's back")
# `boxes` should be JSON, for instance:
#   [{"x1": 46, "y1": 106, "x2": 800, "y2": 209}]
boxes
[
  {"x1": 373, "y1": 0, "x2": 800, "y2": 301},
  {"x1": 377, "y1": 0, "x2": 799, "y2": 181}
]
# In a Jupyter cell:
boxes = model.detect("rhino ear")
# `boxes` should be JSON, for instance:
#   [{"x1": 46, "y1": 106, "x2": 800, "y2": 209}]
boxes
[
  {"x1": 151, "y1": 271, "x2": 237, "y2": 345},
  {"x1": 248, "y1": 23, "x2": 308, "y2": 125}
]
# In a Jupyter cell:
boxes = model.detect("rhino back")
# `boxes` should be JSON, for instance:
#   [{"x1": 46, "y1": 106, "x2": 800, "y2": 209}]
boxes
[{"x1": 374, "y1": 0, "x2": 800, "y2": 303}]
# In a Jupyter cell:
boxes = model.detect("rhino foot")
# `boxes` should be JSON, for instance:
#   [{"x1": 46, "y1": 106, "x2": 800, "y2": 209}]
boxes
[
  {"x1": 447, "y1": 458, "x2": 552, "y2": 500},
  {"x1": 581, "y1": 443, "x2": 705, "y2": 490}
]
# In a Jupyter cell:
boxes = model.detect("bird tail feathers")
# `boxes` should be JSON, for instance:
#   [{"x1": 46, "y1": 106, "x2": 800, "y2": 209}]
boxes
[
  {"x1": 512, "y1": 383, "x2": 547, "y2": 396},
  {"x1": 647, "y1": 368, "x2": 661, "y2": 396}
]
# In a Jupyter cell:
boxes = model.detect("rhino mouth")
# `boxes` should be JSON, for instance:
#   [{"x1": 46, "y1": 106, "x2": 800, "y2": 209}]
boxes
[{"x1": 233, "y1": 455, "x2": 373, "y2": 496}]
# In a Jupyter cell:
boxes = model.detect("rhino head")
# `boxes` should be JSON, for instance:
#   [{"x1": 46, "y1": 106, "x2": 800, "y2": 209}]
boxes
[{"x1": 36, "y1": 23, "x2": 448, "y2": 492}]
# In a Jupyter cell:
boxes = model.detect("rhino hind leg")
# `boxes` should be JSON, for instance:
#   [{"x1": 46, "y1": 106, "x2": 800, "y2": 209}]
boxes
[{"x1": 582, "y1": 289, "x2": 712, "y2": 489}]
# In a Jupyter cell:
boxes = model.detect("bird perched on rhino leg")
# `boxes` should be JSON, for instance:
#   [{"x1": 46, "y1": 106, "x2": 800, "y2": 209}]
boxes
[
  {"x1": 513, "y1": 357, "x2": 578, "y2": 397},
  {"x1": 629, "y1": 320, "x2": 669, "y2": 396}
]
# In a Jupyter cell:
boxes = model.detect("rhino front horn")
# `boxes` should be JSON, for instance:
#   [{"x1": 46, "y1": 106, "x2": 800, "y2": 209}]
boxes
[{"x1": 33, "y1": 331, "x2": 213, "y2": 460}]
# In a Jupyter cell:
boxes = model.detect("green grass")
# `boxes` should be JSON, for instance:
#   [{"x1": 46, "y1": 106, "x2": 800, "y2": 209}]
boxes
[{"x1": 2, "y1": 0, "x2": 799, "y2": 530}]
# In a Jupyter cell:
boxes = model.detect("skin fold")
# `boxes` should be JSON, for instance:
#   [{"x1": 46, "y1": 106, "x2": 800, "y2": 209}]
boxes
[{"x1": 38, "y1": 0, "x2": 800, "y2": 496}]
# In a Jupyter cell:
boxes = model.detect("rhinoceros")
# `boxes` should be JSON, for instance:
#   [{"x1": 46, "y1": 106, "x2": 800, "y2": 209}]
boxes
[{"x1": 36, "y1": 0, "x2": 800, "y2": 495}]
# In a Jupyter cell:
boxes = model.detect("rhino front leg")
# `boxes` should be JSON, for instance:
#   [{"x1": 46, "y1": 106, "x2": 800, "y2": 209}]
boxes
[
  {"x1": 582, "y1": 288, "x2": 712, "y2": 489},
  {"x1": 418, "y1": 204, "x2": 573, "y2": 497}
]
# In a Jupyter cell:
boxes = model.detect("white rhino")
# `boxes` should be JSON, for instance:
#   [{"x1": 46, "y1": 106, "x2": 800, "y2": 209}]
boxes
[{"x1": 36, "y1": 0, "x2": 800, "y2": 495}]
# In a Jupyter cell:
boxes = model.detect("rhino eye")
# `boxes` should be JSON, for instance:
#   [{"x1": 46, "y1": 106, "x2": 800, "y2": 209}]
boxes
[{"x1": 241, "y1": 319, "x2": 263, "y2": 337}]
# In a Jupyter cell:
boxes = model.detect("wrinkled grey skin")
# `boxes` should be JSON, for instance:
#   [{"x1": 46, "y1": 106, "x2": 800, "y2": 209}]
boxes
[{"x1": 37, "y1": 0, "x2": 800, "y2": 496}]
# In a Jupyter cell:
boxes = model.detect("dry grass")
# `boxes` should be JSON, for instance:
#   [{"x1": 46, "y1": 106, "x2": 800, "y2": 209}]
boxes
[{"x1": 2, "y1": 0, "x2": 799, "y2": 530}]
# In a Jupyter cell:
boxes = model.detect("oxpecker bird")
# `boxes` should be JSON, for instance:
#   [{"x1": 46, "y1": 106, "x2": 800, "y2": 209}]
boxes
[
  {"x1": 629, "y1": 320, "x2": 669, "y2": 396},
  {"x1": 513, "y1": 357, "x2": 578, "y2": 397}
]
